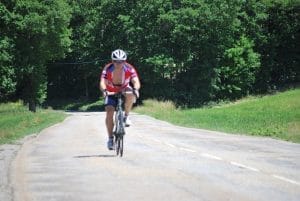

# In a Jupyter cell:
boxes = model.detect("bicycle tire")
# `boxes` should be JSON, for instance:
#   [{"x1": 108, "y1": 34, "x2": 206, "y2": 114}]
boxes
[
  {"x1": 118, "y1": 110, "x2": 124, "y2": 133},
  {"x1": 113, "y1": 93, "x2": 126, "y2": 157},
  {"x1": 115, "y1": 136, "x2": 120, "y2": 156},
  {"x1": 118, "y1": 112, "x2": 124, "y2": 157},
  {"x1": 119, "y1": 136, "x2": 124, "y2": 157}
]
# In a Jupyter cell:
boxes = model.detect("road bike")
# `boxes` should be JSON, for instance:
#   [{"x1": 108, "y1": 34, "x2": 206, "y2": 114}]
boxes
[{"x1": 113, "y1": 92, "x2": 125, "y2": 157}]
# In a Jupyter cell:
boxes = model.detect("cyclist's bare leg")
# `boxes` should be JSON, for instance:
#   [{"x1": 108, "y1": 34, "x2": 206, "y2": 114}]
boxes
[
  {"x1": 124, "y1": 93, "x2": 135, "y2": 116},
  {"x1": 105, "y1": 106, "x2": 115, "y2": 137}
]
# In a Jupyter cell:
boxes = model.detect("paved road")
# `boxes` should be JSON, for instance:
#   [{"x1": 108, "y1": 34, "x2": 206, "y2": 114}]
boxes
[{"x1": 11, "y1": 112, "x2": 300, "y2": 201}]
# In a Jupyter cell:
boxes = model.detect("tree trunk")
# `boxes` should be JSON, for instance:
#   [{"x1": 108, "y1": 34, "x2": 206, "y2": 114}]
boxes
[
  {"x1": 84, "y1": 76, "x2": 89, "y2": 99},
  {"x1": 29, "y1": 99, "x2": 36, "y2": 112}
]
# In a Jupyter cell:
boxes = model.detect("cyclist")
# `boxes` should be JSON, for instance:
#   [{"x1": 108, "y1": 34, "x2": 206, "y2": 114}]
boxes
[{"x1": 99, "y1": 49, "x2": 141, "y2": 150}]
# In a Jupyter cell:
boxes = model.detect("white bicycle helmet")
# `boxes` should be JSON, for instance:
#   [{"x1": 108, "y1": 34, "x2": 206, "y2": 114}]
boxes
[{"x1": 111, "y1": 49, "x2": 127, "y2": 61}]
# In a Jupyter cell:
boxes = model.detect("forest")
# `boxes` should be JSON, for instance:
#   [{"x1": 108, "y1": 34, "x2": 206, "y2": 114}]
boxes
[{"x1": 0, "y1": 0, "x2": 299, "y2": 111}]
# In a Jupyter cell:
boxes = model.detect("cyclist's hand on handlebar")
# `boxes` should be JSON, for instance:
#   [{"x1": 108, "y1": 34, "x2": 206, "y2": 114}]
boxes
[{"x1": 133, "y1": 88, "x2": 139, "y2": 99}]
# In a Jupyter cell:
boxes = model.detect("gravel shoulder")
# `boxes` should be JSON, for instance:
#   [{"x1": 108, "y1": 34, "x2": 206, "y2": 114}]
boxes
[{"x1": 0, "y1": 135, "x2": 37, "y2": 201}]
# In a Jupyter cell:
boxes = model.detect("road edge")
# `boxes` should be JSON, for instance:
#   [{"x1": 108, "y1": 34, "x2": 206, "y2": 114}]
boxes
[{"x1": 0, "y1": 134, "x2": 37, "y2": 201}]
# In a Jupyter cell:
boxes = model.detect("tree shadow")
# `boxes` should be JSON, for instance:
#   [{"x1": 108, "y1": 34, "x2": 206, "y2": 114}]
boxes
[{"x1": 45, "y1": 98, "x2": 106, "y2": 112}]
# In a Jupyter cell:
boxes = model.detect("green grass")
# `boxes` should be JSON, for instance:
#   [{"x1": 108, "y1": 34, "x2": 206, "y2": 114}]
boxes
[
  {"x1": 0, "y1": 101, "x2": 68, "y2": 144},
  {"x1": 134, "y1": 89, "x2": 300, "y2": 143}
]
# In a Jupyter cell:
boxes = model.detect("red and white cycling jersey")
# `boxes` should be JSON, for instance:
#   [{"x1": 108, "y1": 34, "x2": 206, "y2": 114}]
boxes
[{"x1": 101, "y1": 62, "x2": 139, "y2": 92}]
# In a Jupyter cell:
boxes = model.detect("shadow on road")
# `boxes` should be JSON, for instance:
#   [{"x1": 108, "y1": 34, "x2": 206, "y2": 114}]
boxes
[{"x1": 74, "y1": 154, "x2": 116, "y2": 158}]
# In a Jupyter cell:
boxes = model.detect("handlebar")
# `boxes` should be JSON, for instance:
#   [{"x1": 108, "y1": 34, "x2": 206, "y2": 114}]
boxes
[
  {"x1": 106, "y1": 91, "x2": 135, "y2": 96},
  {"x1": 106, "y1": 91, "x2": 119, "y2": 96},
  {"x1": 103, "y1": 90, "x2": 139, "y2": 100}
]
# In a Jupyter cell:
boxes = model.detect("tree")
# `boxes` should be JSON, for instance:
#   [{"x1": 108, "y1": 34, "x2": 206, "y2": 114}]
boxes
[
  {"x1": 0, "y1": 2, "x2": 16, "y2": 101},
  {"x1": 11, "y1": 0, "x2": 72, "y2": 111},
  {"x1": 157, "y1": 0, "x2": 246, "y2": 105},
  {"x1": 216, "y1": 36, "x2": 261, "y2": 99},
  {"x1": 256, "y1": 0, "x2": 300, "y2": 91},
  {"x1": 44, "y1": 0, "x2": 299, "y2": 107}
]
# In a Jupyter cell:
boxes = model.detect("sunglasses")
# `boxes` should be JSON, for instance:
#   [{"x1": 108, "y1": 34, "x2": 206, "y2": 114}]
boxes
[{"x1": 113, "y1": 60, "x2": 125, "y2": 64}]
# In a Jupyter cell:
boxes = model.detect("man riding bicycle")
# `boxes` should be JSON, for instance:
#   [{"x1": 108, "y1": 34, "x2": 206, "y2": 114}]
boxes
[{"x1": 99, "y1": 49, "x2": 141, "y2": 150}]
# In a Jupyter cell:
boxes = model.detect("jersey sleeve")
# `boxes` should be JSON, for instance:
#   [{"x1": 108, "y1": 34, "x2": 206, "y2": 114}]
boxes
[
  {"x1": 131, "y1": 68, "x2": 138, "y2": 79},
  {"x1": 101, "y1": 69, "x2": 107, "y2": 79},
  {"x1": 127, "y1": 63, "x2": 138, "y2": 79},
  {"x1": 101, "y1": 63, "x2": 111, "y2": 79}
]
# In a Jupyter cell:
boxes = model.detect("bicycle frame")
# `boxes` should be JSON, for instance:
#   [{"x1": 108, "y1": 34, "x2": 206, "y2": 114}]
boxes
[
  {"x1": 114, "y1": 93, "x2": 125, "y2": 135},
  {"x1": 113, "y1": 93, "x2": 125, "y2": 156}
]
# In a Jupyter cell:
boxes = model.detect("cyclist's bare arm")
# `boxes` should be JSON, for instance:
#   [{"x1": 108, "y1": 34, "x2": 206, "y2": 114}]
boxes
[
  {"x1": 99, "y1": 77, "x2": 106, "y2": 92},
  {"x1": 131, "y1": 77, "x2": 141, "y2": 90}
]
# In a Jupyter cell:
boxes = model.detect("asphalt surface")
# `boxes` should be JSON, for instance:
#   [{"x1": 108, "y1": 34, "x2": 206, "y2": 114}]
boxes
[{"x1": 10, "y1": 112, "x2": 300, "y2": 201}]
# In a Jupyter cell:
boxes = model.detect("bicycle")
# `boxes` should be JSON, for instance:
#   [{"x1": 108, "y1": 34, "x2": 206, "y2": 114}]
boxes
[{"x1": 112, "y1": 92, "x2": 125, "y2": 157}]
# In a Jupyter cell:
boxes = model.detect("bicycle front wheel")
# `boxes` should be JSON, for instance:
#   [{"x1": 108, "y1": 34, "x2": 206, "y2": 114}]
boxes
[
  {"x1": 119, "y1": 136, "x2": 123, "y2": 157},
  {"x1": 115, "y1": 135, "x2": 124, "y2": 157}
]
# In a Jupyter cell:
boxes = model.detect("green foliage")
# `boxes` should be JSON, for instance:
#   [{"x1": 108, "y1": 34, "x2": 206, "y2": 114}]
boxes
[
  {"x1": 256, "y1": 0, "x2": 300, "y2": 91},
  {"x1": 216, "y1": 36, "x2": 261, "y2": 99},
  {"x1": 145, "y1": 55, "x2": 176, "y2": 78},
  {"x1": 156, "y1": 0, "x2": 247, "y2": 105},
  {"x1": 47, "y1": 0, "x2": 299, "y2": 107},
  {"x1": 1, "y1": 0, "x2": 299, "y2": 109},
  {"x1": 0, "y1": 37, "x2": 16, "y2": 100},
  {"x1": 0, "y1": 3, "x2": 16, "y2": 100},
  {"x1": 5, "y1": 0, "x2": 73, "y2": 111}
]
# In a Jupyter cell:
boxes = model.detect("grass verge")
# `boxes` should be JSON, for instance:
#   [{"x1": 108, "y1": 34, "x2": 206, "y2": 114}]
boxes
[
  {"x1": 134, "y1": 89, "x2": 300, "y2": 143},
  {"x1": 0, "y1": 101, "x2": 68, "y2": 144}
]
